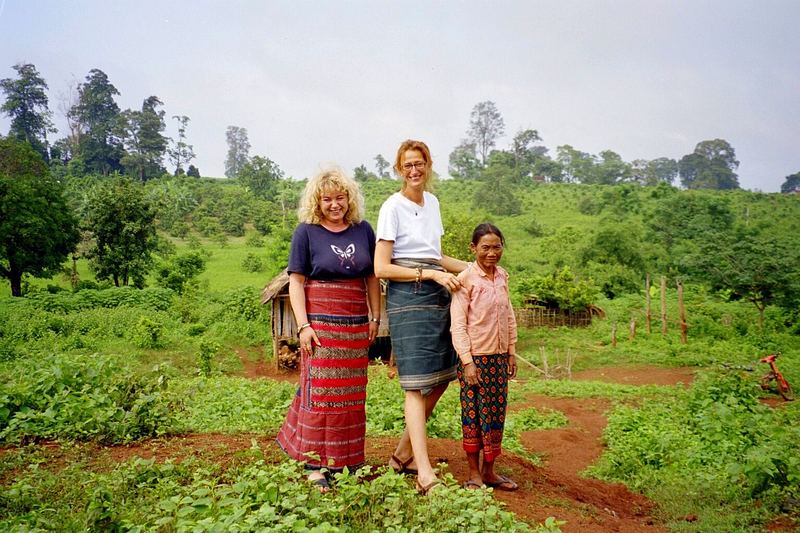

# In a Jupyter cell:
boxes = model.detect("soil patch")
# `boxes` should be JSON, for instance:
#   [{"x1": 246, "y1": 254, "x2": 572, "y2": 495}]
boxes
[
  {"x1": 236, "y1": 347, "x2": 299, "y2": 384},
  {"x1": 571, "y1": 365, "x2": 696, "y2": 387}
]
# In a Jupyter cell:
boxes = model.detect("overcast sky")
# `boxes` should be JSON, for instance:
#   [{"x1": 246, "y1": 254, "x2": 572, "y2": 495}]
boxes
[{"x1": 1, "y1": 1, "x2": 798, "y2": 191}]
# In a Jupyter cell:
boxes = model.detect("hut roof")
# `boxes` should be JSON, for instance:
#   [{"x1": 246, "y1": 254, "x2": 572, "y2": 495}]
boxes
[{"x1": 261, "y1": 268, "x2": 290, "y2": 304}]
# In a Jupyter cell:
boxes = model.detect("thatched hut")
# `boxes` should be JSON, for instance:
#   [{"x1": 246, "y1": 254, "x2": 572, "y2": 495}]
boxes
[{"x1": 261, "y1": 269, "x2": 391, "y2": 368}]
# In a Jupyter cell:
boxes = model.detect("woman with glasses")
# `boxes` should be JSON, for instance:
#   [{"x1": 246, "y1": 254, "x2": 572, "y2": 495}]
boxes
[{"x1": 374, "y1": 139, "x2": 468, "y2": 495}]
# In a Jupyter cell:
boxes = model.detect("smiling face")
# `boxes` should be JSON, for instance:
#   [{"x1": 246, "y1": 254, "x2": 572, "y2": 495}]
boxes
[
  {"x1": 471, "y1": 232, "x2": 504, "y2": 273},
  {"x1": 319, "y1": 187, "x2": 349, "y2": 225},
  {"x1": 400, "y1": 149, "x2": 428, "y2": 191}
]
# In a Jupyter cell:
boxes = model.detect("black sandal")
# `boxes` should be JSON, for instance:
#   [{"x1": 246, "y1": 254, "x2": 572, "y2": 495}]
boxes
[{"x1": 390, "y1": 454, "x2": 418, "y2": 475}]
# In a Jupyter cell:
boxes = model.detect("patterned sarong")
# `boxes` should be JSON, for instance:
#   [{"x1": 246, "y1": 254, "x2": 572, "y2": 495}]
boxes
[
  {"x1": 458, "y1": 354, "x2": 509, "y2": 461},
  {"x1": 387, "y1": 279, "x2": 457, "y2": 392},
  {"x1": 276, "y1": 278, "x2": 370, "y2": 469}
]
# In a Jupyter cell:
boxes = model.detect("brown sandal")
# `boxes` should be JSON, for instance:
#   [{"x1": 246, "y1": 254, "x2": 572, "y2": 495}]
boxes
[
  {"x1": 416, "y1": 478, "x2": 441, "y2": 496},
  {"x1": 390, "y1": 454, "x2": 418, "y2": 475}
]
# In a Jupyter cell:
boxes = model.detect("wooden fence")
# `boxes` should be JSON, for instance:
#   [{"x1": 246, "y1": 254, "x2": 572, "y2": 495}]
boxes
[{"x1": 514, "y1": 306, "x2": 592, "y2": 328}]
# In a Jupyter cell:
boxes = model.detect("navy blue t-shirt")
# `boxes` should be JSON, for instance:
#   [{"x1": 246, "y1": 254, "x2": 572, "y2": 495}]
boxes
[{"x1": 287, "y1": 221, "x2": 376, "y2": 279}]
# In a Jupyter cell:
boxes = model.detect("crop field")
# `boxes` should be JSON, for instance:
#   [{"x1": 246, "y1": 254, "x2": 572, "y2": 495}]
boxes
[{"x1": 1, "y1": 181, "x2": 799, "y2": 532}]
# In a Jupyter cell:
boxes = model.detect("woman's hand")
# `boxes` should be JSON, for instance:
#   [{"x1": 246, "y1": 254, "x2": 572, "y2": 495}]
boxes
[
  {"x1": 431, "y1": 270, "x2": 461, "y2": 292},
  {"x1": 508, "y1": 354, "x2": 518, "y2": 378},
  {"x1": 368, "y1": 320, "x2": 379, "y2": 344},
  {"x1": 463, "y1": 361, "x2": 480, "y2": 386},
  {"x1": 299, "y1": 326, "x2": 321, "y2": 357}
]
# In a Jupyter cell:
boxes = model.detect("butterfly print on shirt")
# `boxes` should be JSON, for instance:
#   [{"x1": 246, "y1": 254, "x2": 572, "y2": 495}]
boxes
[{"x1": 330, "y1": 243, "x2": 356, "y2": 269}]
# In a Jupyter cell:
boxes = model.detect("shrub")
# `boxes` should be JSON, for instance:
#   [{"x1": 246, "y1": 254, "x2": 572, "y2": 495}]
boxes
[
  {"x1": 132, "y1": 316, "x2": 165, "y2": 349},
  {"x1": 241, "y1": 253, "x2": 265, "y2": 273}
]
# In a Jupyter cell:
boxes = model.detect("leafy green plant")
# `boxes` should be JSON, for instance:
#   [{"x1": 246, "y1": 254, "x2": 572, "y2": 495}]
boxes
[
  {"x1": 132, "y1": 316, "x2": 165, "y2": 349},
  {"x1": 196, "y1": 337, "x2": 219, "y2": 377}
]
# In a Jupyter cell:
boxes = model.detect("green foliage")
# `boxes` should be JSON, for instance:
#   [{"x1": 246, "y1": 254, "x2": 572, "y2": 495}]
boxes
[
  {"x1": 132, "y1": 316, "x2": 165, "y2": 349},
  {"x1": 84, "y1": 176, "x2": 158, "y2": 287},
  {"x1": 588, "y1": 371, "x2": 800, "y2": 530},
  {"x1": 0, "y1": 353, "x2": 175, "y2": 443},
  {"x1": 154, "y1": 250, "x2": 206, "y2": 293},
  {"x1": 0, "y1": 137, "x2": 80, "y2": 296},
  {"x1": 196, "y1": 337, "x2": 219, "y2": 377},
  {"x1": 71, "y1": 69, "x2": 125, "y2": 176},
  {"x1": 0, "y1": 63, "x2": 54, "y2": 159},
  {"x1": 241, "y1": 252, "x2": 265, "y2": 273},
  {"x1": 516, "y1": 266, "x2": 600, "y2": 311}
]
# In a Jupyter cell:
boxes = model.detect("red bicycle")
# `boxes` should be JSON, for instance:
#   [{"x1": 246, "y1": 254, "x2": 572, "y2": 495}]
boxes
[{"x1": 759, "y1": 353, "x2": 794, "y2": 401}]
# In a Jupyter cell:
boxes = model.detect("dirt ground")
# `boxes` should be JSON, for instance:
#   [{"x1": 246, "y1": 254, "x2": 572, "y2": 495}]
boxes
[
  {"x1": 233, "y1": 351, "x2": 694, "y2": 531},
  {"x1": 1, "y1": 352, "x2": 706, "y2": 532}
]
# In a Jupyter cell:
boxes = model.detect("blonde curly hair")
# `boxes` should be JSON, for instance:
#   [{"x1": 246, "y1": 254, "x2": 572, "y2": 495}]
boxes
[{"x1": 297, "y1": 166, "x2": 365, "y2": 225}]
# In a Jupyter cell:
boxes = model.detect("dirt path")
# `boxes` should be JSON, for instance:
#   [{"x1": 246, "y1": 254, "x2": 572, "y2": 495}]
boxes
[{"x1": 231, "y1": 354, "x2": 694, "y2": 531}]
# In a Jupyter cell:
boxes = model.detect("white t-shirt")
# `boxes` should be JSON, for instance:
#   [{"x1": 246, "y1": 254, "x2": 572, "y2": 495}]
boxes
[{"x1": 376, "y1": 191, "x2": 443, "y2": 259}]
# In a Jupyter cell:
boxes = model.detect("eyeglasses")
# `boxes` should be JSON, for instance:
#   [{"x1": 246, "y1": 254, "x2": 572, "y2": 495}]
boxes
[{"x1": 402, "y1": 161, "x2": 426, "y2": 171}]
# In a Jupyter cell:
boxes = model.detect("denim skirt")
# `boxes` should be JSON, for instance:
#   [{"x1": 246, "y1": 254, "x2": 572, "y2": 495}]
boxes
[{"x1": 386, "y1": 280, "x2": 457, "y2": 393}]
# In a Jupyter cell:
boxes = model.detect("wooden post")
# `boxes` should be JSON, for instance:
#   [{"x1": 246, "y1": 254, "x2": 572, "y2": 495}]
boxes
[
  {"x1": 678, "y1": 280, "x2": 687, "y2": 344},
  {"x1": 645, "y1": 273, "x2": 652, "y2": 334},
  {"x1": 629, "y1": 318, "x2": 636, "y2": 341},
  {"x1": 660, "y1": 276, "x2": 667, "y2": 335},
  {"x1": 611, "y1": 322, "x2": 617, "y2": 347}
]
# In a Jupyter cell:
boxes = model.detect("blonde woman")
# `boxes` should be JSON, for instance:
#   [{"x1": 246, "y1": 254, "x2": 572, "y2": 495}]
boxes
[
  {"x1": 276, "y1": 167, "x2": 381, "y2": 492},
  {"x1": 374, "y1": 140, "x2": 468, "y2": 495}
]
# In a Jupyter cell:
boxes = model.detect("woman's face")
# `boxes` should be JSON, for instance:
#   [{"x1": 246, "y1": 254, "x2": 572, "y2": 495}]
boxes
[
  {"x1": 319, "y1": 187, "x2": 349, "y2": 224},
  {"x1": 471, "y1": 233, "x2": 504, "y2": 272},
  {"x1": 400, "y1": 149, "x2": 427, "y2": 190}
]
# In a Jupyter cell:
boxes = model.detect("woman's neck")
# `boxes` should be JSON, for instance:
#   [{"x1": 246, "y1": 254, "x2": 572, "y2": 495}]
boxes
[
  {"x1": 320, "y1": 220, "x2": 348, "y2": 232},
  {"x1": 402, "y1": 187, "x2": 424, "y2": 205},
  {"x1": 476, "y1": 262, "x2": 496, "y2": 279}
]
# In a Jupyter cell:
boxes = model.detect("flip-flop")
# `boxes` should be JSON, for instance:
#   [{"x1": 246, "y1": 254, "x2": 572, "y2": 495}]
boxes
[
  {"x1": 484, "y1": 475, "x2": 518, "y2": 492},
  {"x1": 308, "y1": 473, "x2": 330, "y2": 492},
  {"x1": 416, "y1": 478, "x2": 441, "y2": 496},
  {"x1": 462, "y1": 480, "x2": 484, "y2": 490},
  {"x1": 390, "y1": 454, "x2": 418, "y2": 475}
]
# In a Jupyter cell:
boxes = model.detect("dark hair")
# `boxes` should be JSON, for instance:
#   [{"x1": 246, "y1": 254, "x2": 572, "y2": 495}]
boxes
[{"x1": 471, "y1": 223, "x2": 505, "y2": 246}]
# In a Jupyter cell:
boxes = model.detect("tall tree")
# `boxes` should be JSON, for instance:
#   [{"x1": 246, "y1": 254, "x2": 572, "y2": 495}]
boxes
[
  {"x1": 594, "y1": 150, "x2": 632, "y2": 185},
  {"x1": 121, "y1": 96, "x2": 168, "y2": 181},
  {"x1": 374, "y1": 154, "x2": 390, "y2": 178},
  {"x1": 510, "y1": 129, "x2": 546, "y2": 183},
  {"x1": 167, "y1": 115, "x2": 195, "y2": 175},
  {"x1": 84, "y1": 177, "x2": 157, "y2": 287},
  {"x1": 1, "y1": 63, "x2": 55, "y2": 160},
  {"x1": 780, "y1": 171, "x2": 800, "y2": 194},
  {"x1": 473, "y1": 151, "x2": 521, "y2": 215},
  {"x1": 448, "y1": 139, "x2": 481, "y2": 180},
  {"x1": 353, "y1": 164, "x2": 376, "y2": 182},
  {"x1": 238, "y1": 155, "x2": 283, "y2": 199},
  {"x1": 679, "y1": 139, "x2": 740, "y2": 190},
  {"x1": 224, "y1": 126, "x2": 250, "y2": 178},
  {"x1": 686, "y1": 228, "x2": 800, "y2": 328},
  {"x1": 467, "y1": 101, "x2": 505, "y2": 166},
  {"x1": 0, "y1": 137, "x2": 79, "y2": 296},
  {"x1": 72, "y1": 69, "x2": 125, "y2": 175},
  {"x1": 556, "y1": 145, "x2": 596, "y2": 183}
]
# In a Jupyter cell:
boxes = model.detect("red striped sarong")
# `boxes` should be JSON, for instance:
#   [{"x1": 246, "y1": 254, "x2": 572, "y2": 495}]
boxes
[{"x1": 276, "y1": 278, "x2": 370, "y2": 469}]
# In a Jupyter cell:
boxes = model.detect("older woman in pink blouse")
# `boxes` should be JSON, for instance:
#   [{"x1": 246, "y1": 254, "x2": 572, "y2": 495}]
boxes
[{"x1": 450, "y1": 223, "x2": 519, "y2": 491}]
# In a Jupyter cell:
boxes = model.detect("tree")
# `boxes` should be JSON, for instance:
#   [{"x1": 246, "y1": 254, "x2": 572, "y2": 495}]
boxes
[
  {"x1": 0, "y1": 137, "x2": 79, "y2": 296},
  {"x1": 686, "y1": 228, "x2": 800, "y2": 328},
  {"x1": 238, "y1": 155, "x2": 283, "y2": 199},
  {"x1": 167, "y1": 115, "x2": 196, "y2": 175},
  {"x1": 594, "y1": 150, "x2": 632, "y2": 185},
  {"x1": 71, "y1": 69, "x2": 125, "y2": 175},
  {"x1": 635, "y1": 157, "x2": 678, "y2": 186},
  {"x1": 679, "y1": 139, "x2": 740, "y2": 190},
  {"x1": 224, "y1": 126, "x2": 250, "y2": 178},
  {"x1": 84, "y1": 177, "x2": 158, "y2": 287},
  {"x1": 374, "y1": 154, "x2": 390, "y2": 179},
  {"x1": 473, "y1": 151, "x2": 521, "y2": 216},
  {"x1": 780, "y1": 171, "x2": 800, "y2": 194},
  {"x1": 121, "y1": 96, "x2": 168, "y2": 181},
  {"x1": 186, "y1": 164, "x2": 201, "y2": 178},
  {"x1": 353, "y1": 164, "x2": 377, "y2": 182},
  {"x1": 448, "y1": 139, "x2": 481, "y2": 180},
  {"x1": 0, "y1": 63, "x2": 55, "y2": 160},
  {"x1": 556, "y1": 145, "x2": 596, "y2": 183},
  {"x1": 467, "y1": 101, "x2": 505, "y2": 166},
  {"x1": 510, "y1": 129, "x2": 546, "y2": 183}
]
